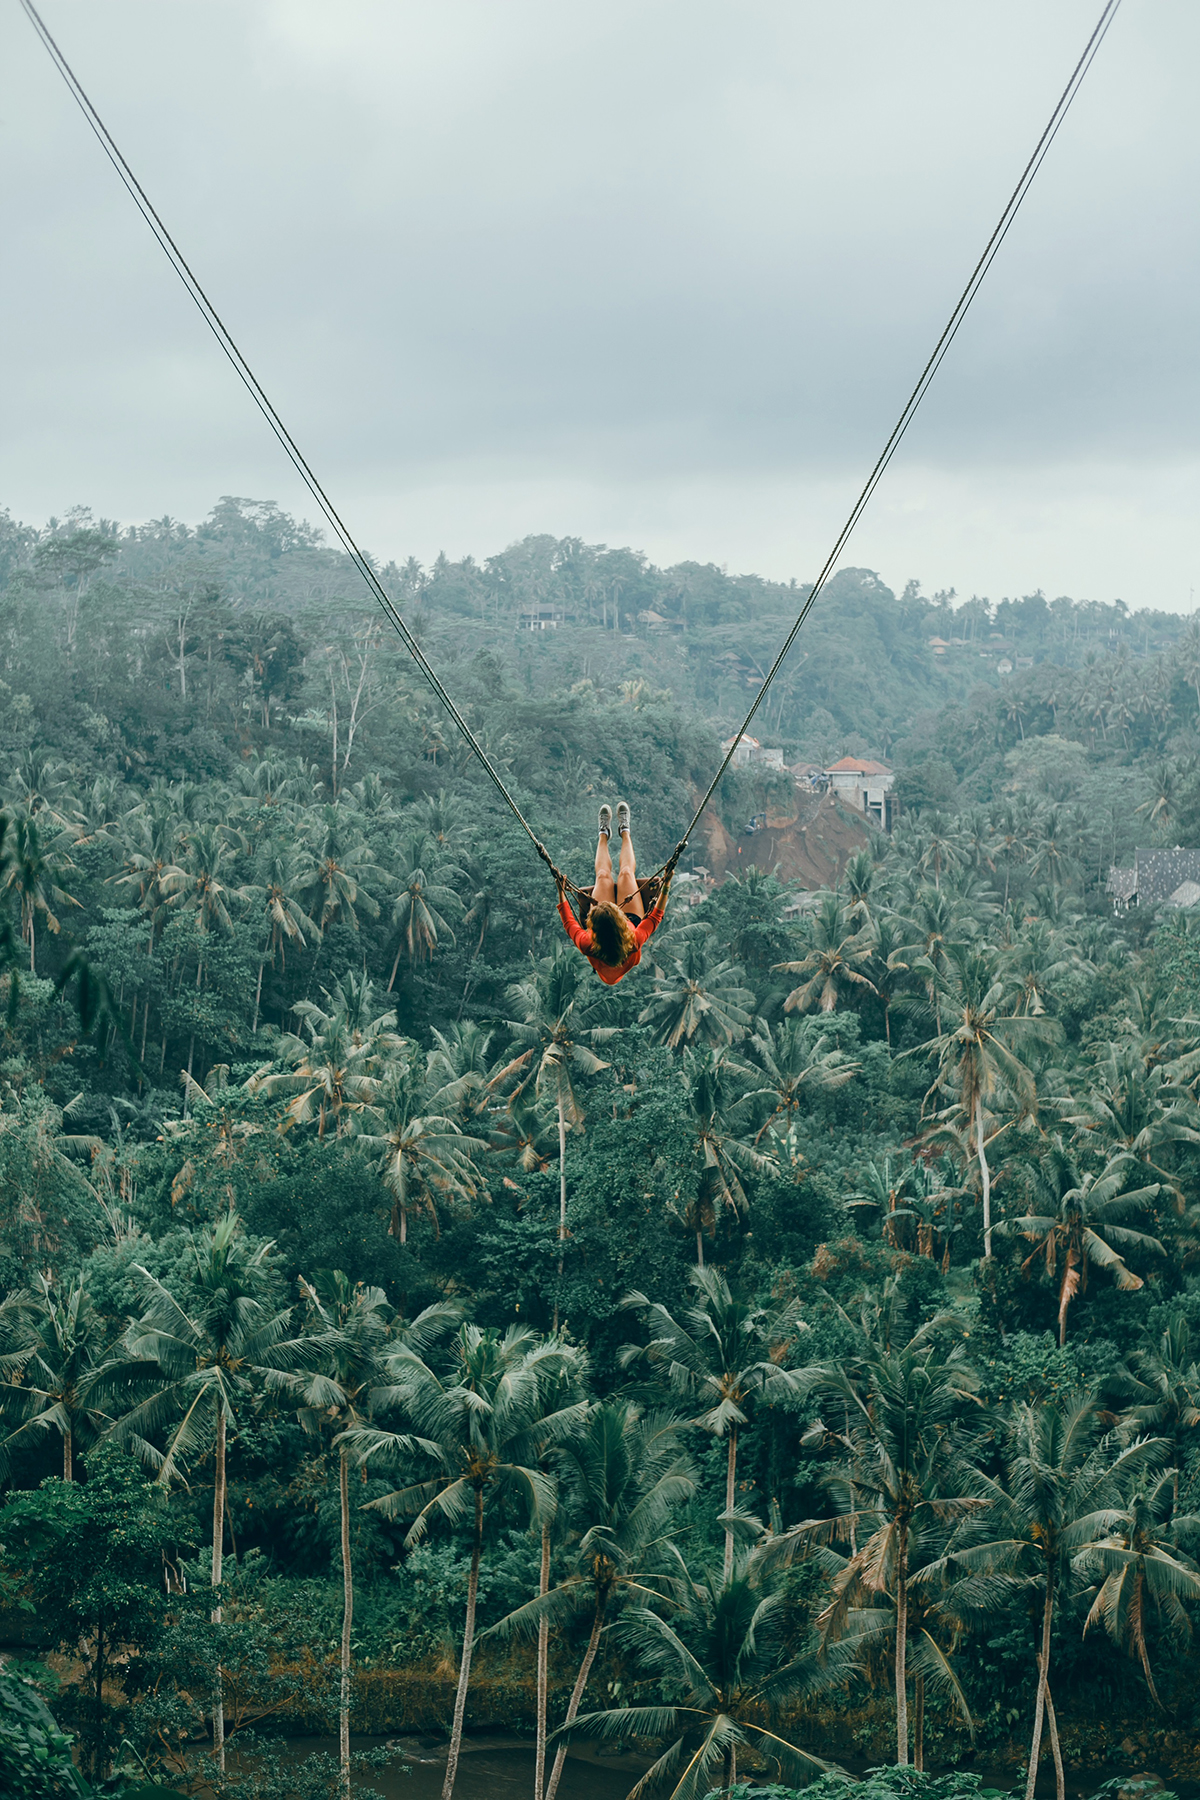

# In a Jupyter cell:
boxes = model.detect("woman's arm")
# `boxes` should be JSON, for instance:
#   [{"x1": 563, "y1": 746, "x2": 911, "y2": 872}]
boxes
[{"x1": 558, "y1": 894, "x2": 592, "y2": 953}]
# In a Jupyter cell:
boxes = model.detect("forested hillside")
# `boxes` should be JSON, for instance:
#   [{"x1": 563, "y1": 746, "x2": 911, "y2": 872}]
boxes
[{"x1": 5, "y1": 497, "x2": 1200, "y2": 1800}]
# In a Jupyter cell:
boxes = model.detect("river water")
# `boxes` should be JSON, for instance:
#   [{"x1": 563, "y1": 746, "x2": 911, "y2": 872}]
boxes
[{"x1": 284, "y1": 1733, "x2": 646, "y2": 1797}]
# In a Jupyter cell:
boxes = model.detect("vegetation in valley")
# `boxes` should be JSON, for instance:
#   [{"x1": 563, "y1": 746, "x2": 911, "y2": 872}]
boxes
[{"x1": 4, "y1": 499, "x2": 1200, "y2": 1800}]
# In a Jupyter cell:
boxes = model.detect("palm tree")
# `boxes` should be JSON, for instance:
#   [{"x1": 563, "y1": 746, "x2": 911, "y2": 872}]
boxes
[
  {"x1": 864, "y1": 912, "x2": 911, "y2": 1046},
  {"x1": 0, "y1": 1273, "x2": 109, "y2": 1480},
  {"x1": 1117, "y1": 1315, "x2": 1200, "y2": 1506},
  {"x1": 345, "y1": 1324, "x2": 586, "y2": 1800},
  {"x1": 562, "y1": 1559, "x2": 832, "y2": 1800},
  {"x1": 296, "y1": 807, "x2": 383, "y2": 934},
  {"x1": 1063, "y1": 1042, "x2": 1200, "y2": 1195},
  {"x1": 637, "y1": 924, "x2": 755, "y2": 1050},
  {"x1": 746, "y1": 1016, "x2": 858, "y2": 1166},
  {"x1": 459, "y1": 853, "x2": 498, "y2": 958},
  {"x1": 950, "y1": 1392, "x2": 1169, "y2": 1800},
  {"x1": 386, "y1": 833, "x2": 463, "y2": 989},
  {"x1": 1076, "y1": 1471, "x2": 1200, "y2": 1707},
  {"x1": 1003, "y1": 1139, "x2": 1163, "y2": 1345},
  {"x1": 757, "y1": 1318, "x2": 981, "y2": 1765},
  {"x1": 352, "y1": 1054, "x2": 487, "y2": 1243},
  {"x1": 774, "y1": 893, "x2": 877, "y2": 1015},
  {"x1": 916, "y1": 941, "x2": 1058, "y2": 1257},
  {"x1": 506, "y1": 950, "x2": 615, "y2": 1287},
  {"x1": 109, "y1": 1210, "x2": 306, "y2": 1768},
  {"x1": 487, "y1": 1401, "x2": 696, "y2": 1800},
  {"x1": 240, "y1": 848, "x2": 319, "y2": 1034},
  {"x1": 159, "y1": 822, "x2": 246, "y2": 1095},
  {"x1": 111, "y1": 809, "x2": 185, "y2": 954},
  {"x1": 251, "y1": 972, "x2": 407, "y2": 1138},
  {"x1": 622, "y1": 1268, "x2": 803, "y2": 1581},
  {"x1": 1, "y1": 815, "x2": 80, "y2": 972},
  {"x1": 294, "y1": 1275, "x2": 458, "y2": 1797},
  {"x1": 677, "y1": 1048, "x2": 774, "y2": 1264}
]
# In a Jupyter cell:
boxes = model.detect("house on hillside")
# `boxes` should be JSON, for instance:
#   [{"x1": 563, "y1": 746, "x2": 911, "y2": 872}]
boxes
[
  {"x1": 824, "y1": 756, "x2": 897, "y2": 831},
  {"x1": 1107, "y1": 847, "x2": 1200, "y2": 912},
  {"x1": 720, "y1": 735, "x2": 785, "y2": 770}
]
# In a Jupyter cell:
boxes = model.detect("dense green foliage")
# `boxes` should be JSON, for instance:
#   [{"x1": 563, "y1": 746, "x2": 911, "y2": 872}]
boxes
[{"x1": 6, "y1": 500, "x2": 1200, "y2": 1800}]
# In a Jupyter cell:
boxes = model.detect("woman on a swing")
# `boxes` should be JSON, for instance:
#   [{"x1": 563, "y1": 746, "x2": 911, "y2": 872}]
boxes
[{"x1": 556, "y1": 801, "x2": 671, "y2": 984}]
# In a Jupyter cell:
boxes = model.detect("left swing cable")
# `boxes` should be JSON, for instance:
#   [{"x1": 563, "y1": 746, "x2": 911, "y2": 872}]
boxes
[{"x1": 18, "y1": 0, "x2": 556, "y2": 868}]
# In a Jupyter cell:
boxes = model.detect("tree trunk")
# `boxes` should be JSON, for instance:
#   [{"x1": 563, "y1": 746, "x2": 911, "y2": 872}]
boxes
[
  {"x1": 442, "y1": 1488, "x2": 483, "y2": 1800},
  {"x1": 914, "y1": 1673, "x2": 925, "y2": 1772},
  {"x1": 544, "y1": 1595, "x2": 606, "y2": 1800},
  {"x1": 339, "y1": 1448, "x2": 354, "y2": 1799},
  {"x1": 696, "y1": 1227, "x2": 705, "y2": 1269},
  {"x1": 1045, "y1": 1678, "x2": 1065, "y2": 1800},
  {"x1": 184, "y1": 1035, "x2": 195, "y2": 1114},
  {"x1": 975, "y1": 1090, "x2": 993, "y2": 1259},
  {"x1": 63, "y1": 1427, "x2": 73, "y2": 1482},
  {"x1": 723, "y1": 1429, "x2": 738, "y2": 1584},
  {"x1": 1024, "y1": 1579, "x2": 1055, "y2": 1800},
  {"x1": 535, "y1": 1522, "x2": 551, "y2": 1800},
  {"x1": 554, "y1": 1094, "x2": 568, "y2": 1331},
  {"x1": 894, "y1": 1526, "x2": 909, "y2": 1765},
  {"x1": 212, "y1": 1409, "x2": 227, "y2": 1770},
  {"x1": 252, "y1": 959, "x2": 264, "y2": 1036}
]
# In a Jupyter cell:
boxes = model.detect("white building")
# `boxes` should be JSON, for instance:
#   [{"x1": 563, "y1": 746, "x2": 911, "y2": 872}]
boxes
[
  {"x1": 720, "y1": 735, "x2": 784, "y2": 770},
  {"x1": 823, "y1": 756, "x2": 897, "y2": 831}
]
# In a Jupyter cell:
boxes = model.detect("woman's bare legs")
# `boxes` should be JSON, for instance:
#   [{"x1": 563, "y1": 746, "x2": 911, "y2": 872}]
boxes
[
  {"x1": 616, "y1": 805, "x2": 645, "y2": 921},
  {"x1": 593, "y1": 828, "x2": 617, "y2": 906}
]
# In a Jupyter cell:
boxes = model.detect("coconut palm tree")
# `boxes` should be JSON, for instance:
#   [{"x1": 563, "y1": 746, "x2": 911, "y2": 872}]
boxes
[
  {"x1": 916, "y1": 941, "x2": 1058, "y2": 1257},
  {"x1": 352, "y1": 1054, "x2": 487, "y2": 1244},
  {"x1": 296, "y1": 807, "x2": 383, "y2": 934},
  {"x1": 0, "y1": 815, "x2": 80, "y2": 972},
  {"x1": 746, "y1": 1015, "x2": 858, "y2": 1166},
  {"x1": 677, "y1": 1048, "x2": 774, "y2": 1264},
  {"x1": 251, "y1": 973, "x2": 407, "y2": 1139},
  {"x1": 756, "y1": 1318, "x2": 981, "y2": 1766},
  {"x1": 622, "y1": 1268, "x2": 804, "y2": 1581},
  {"x1": 1062, "y1": 1042, "x2": 1200, "y2": 1194},
  {"x1": 0, "y1": 1274, "x2": 110, "y2": 1480},
  {"x1": 638, "y1": 924, "x2": 755, "y2": 1051},
  {"x1": 294, "y1": 1274, "x2": 458, "y2": 1797},
  {"x1": 345, "y1": 1324, "x2": 586, "y2": 1800},
  {"x1": 1117, "y1": 1316, "x2": 1200, "y2": 1506},
  {"x1": 561, "y1": 1558, "x2": 833, "y2": 1800},
  {"x1": 108, "y1": 1210, "x2": 307, "y2": 1768},
  {"x1": 1003, "y1": 1138, "x2": 1163, "y2": 1345},
  {"x1": 950, "y1": 1392, "x2": 1169, "y2": 1800},
  {"x1": 774, "y1": 893, "x2": 877, "y2": 1016},
  {"x1": 506, "y1": 949, "x2": 615, "y2": 1286},
  {"x1": 487, "y1": 1401, "x2": 696, "y2": 1800},
  {"x1": 1076, "y1": 1471, "x2": 1200, "y2": 1707},
  {"x1": 239, "y1": 848, "x2": 319, "y2": 1034},
  {"x1": 385, "y1": 833, "x2": 463, "y2": 989}
]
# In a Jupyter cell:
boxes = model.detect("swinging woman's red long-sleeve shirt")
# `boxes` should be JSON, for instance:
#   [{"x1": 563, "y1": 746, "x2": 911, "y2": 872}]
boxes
[{"x1": 557, "y1": 896, "x2": 666, "y2": 984}]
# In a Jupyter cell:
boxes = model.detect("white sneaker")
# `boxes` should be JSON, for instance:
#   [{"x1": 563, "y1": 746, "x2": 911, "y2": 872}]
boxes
[
  {"x1": 598, "y1": 804, "x2": 612, "y2": 838},
  {"x1": 616, "y1": 800, "x2": 631, "y2": 835}
]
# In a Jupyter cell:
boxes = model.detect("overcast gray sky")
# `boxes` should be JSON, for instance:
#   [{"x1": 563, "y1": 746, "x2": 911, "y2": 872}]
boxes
[{"x1": 1, "y1": 1, "x2": 1196, "y2": 608}]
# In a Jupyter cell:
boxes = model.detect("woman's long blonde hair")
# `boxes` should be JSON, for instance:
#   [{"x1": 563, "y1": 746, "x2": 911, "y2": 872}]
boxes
[{"x1": 588, "y1": 900, "x2": 637, "y2": 967}]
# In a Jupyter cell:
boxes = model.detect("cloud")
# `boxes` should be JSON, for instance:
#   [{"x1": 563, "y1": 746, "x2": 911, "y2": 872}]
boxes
[{"x1": 0, "y1": 0, "x2": 1196, "y2": 606}]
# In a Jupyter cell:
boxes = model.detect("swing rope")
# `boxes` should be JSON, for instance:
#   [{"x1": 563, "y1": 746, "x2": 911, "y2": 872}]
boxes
[{"x1": 21, "y1": 0, "x2": 1121, "y2": 898}]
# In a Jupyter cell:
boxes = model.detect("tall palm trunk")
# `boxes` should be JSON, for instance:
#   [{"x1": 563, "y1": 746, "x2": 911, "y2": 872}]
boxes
[
  {"x1": 252, "y1": 958, "x2": 265, "y2": 1036},
  {"x1": 443, "y1": 1488, "x2": 483, "y2": 1800},
  {"x1": 212, "y1": 1408, "x2": 227, "y2": 1769},
  {"x1": 894, "y1": 1526, "x2": 909, "y2": 1765},
  {"x1": 1045, "y1": 1679, "x2": 1065, "y2": 1800},
  {"x1": 534, "y1": 1522, "x2": 551, "y2": 1800},
  {"x1": 913, "y1": 1673, "x2": 925, "y2": 1772},
  {"x1": 63, "y1": 1426, "x2": 73, "y2": 1482},
  {"x1": 722, "y1": 1429, "x2": 738, "y2": 1584},
  {"x1": 975, "y1": 1091, "x2": 993, "y2": 1258},
  {"x1": 554, "y1": 1094, "x2": 568, "y2": 1330},
  {"x1": 339, "y1": 1448, "x2": 353, "y2": 1799},
  {"x1": 1024, "y1": 1578, "x2": 1055, "y2": 1800},
  {"x1": 544, "y1": 1594, "x2": 606, "y2": 1800}
]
